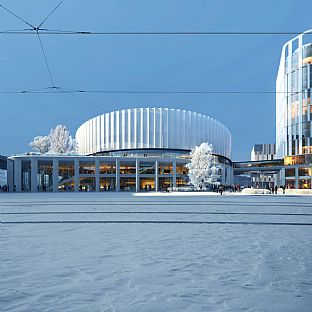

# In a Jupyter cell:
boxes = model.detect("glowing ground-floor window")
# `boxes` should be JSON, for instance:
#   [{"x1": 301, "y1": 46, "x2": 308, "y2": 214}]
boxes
[
  {"x1": 140, "y1": 178, "x2": 155, "y2": 191},
  {"x1": 176, "y1": 177, "x2": 189, "y2": 187},
  {"x1": 79, "y1": 177, "x2": 95, "y2": 192},
  {"x1": 159, "y1": 177, "x2": 173, "y2": 190},
  {"x1": 100, "y1": 177, "x2": 116, "y2": 191},
  {"x1": 58, "y1": 179, "x2": 75, "y2": 192},
  {"x1": 120, "y1": 178, "x2": 136, "y2": 191},
  {"x1": 299, "y1": 178, "x2": 311, "y2": 189}
]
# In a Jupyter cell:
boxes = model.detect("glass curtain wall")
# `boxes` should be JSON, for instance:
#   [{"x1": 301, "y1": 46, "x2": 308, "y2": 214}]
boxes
[
  {"x1": 120, "y1": 178, "x2": 136, "y2": 191},
  {"x1": 37, "y1": 160, "x2": 53, "y2": 191},
  {"x1": 99, "y1": 177, "x2": 116, "y2": 191},
  {"x1": 21, "y1": 160, "x2": 31, "y2": 191},
  {"x1": 79, "y1": 177, "x2": 96, "y2": 192},
  {"x1": 58, "y1": 161, "x2": 75, "y2": 191}
]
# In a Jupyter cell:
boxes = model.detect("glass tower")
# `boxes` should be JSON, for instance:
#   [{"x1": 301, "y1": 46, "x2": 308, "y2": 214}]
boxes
[{"x1": 276, "y1": 29, "x2": 312, "y2": 162}]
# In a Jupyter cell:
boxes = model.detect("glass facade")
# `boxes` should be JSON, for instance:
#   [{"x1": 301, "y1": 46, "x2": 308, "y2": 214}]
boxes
[
  {"x1": 158, "y1": 163, "x2": 173, "y2": 174},
  {"x1": 140, "y1": 178, "x2": 155, "y2": 191},
  {"x1": 176, "y1": 164, "x2": 188, "y2": 175},
  {"x1": 276, "y1": 33, "x2": 312, "y2": 160},
  {"x1": 139, "y1": 162, "x2": 155, "y2": 174},
  {"x1": 99, "y1": 177, "x2": 116, "y2": 191},
  {"x1": 9, "y1": 155, "x2": 233, "y2": 192},
  {"x1": 159, "y1": 177, "x2": 173, "y2": 189},
  {"x1": 120, "y1": 177, "x2": 136, "y2": 191},
  {"x1": 21, "y1": 160, "x2": 31, "y2": 191},
  {"x1": 99, "y1": 162, "x2": 116, "y2": 174},
  {"x1": 79, "y1": 177, "x2": 96, "y2": 192},
  {"x1": 79, "y1": 161, "x2": 95, "y2": 174},
  {"x1": 120, "y1": 162, "x2": 136, "y2": 174},
  {"x1": 37, "y1": 160, "x2": 53, "y2": 191},
  {"x1": 58, "y1": 161, "x2": 75, "y2": 191},
  {"x1": 97, "y1": 149, "x2": 190, "y2": 159}
]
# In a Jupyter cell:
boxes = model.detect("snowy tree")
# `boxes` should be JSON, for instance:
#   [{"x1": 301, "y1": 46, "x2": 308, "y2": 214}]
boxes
[
  {"x1": 186, "y1": 142, "x2": 221, "y2": 190},
  {"x1": 29, "y1": 136, "x2": 51, "y2": 154},
  {"x1": 48, "y1": 125, "x2": 77, "y2": 154}
]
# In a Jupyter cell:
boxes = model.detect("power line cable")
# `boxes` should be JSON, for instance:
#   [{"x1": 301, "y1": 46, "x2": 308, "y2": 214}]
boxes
[
  {"x1": 0, "y1": 89, "x2": 303, "y2": 95},
  {"x1": 37, "y1": 1, "x2": 63, "y2": 29},
  {"x1": 1, "y1": 30, "x2": 312, "y2": 36},
  {"x1": 36, "y1": 30, "x2": 55, "y2": 87},
  {"x1": 0, "y1": 4, "x2": 35, "y2": 29},
  {"x1": 0, "y1": 94, "x2": 44, "y2": 128},
  {"x1": 56, "y1": 87, "x2": 108, "y2": 112}
]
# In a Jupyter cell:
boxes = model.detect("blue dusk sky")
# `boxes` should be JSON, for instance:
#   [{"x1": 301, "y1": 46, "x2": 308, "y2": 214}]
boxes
[{"x1": 0, "y1": 0, "x2": 311, "y2": 160}]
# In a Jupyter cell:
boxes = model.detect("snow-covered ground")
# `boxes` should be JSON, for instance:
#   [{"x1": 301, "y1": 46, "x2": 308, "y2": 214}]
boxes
[{"x1": 1, "y1": 193, "x2": 312, "y2": 312}]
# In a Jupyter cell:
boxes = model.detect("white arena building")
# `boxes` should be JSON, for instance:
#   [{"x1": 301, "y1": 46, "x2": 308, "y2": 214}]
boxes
[
  {"x1": 76, "y1": 108, "x2": 231, "y2": 159},
  {"x1": 7, "y1": 108, "x2": 233, "y2": 192}
]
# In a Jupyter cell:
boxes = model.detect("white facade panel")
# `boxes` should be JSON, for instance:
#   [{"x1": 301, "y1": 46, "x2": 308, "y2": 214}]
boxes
[{"x1": 76, "y1": 108, "x2": 232, "y2": 159}]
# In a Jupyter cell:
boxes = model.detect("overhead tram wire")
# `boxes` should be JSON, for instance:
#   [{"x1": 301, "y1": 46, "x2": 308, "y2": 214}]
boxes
[
  {"x1": 55, "y1": 87, "x2": 108, "y2": 113},
  {"x1": 0, "y1": 4, "x2": 35, "y2": 29},
  {"x1": 0, "y1": 89, "x2": 305, "y2": 95},
  {"x1": 0, "y1": 2, "x2": 63, "y2": 88},
  {"x1": 0, "y1": 94, "x2": 45, "y2": 128},
  {"x1": 0, "y1": 3, "x2": 309, "y2": 109},
  {"x1": 36, "y1": 30, "x2": 55, "y2": 87},
  {"x1": 37, "y1": 1, "x2": 63, "y2": 29},
  {"x1": 0, "y1": 30, "x2": 312, "y2": 36}
]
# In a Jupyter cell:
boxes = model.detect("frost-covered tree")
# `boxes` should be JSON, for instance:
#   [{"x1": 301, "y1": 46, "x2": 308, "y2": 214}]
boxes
[
  {"x1": 29, "y1": 136, "x2": 51, "y2": 154},
  {"x1": 186, "y1": 142, "x2": 220, "y2": 190},
  {"x1": 48, "y1": 125, "x2": 76, "y2": 154}
]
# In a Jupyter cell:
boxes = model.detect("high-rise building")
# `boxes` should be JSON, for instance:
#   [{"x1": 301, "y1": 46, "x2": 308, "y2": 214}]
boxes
[
  {"x1": 251, "y1": 144, "x2": 276, "y2": 161},
  {"x1": 276, "y1": 29, "x2": 312, "y2": 188}
]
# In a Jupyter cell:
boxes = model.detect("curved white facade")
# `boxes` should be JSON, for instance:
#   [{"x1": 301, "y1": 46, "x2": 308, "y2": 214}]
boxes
[{"x1": 76, "y1": 108, "x2": 231, "y2": 159}]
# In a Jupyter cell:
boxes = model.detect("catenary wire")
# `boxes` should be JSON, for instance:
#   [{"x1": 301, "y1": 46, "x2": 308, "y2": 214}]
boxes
[
  {"x1": 0, "y1": 4, "x2": 35, "y2": 29},
  {"x1": 56, "y1": 87, "x2": 108, "y2": 112},
  {"x1": 0, "y1": 89, "x2": 305, "y2": 95},
  {"x1": 37, "y1": 1, "x2": 63, "y2": 29},
  {"x1": 36, "y1": 30, "x2": 55, "y2": 87},
  {"x1": 0, "y1": 30, "x2": 312, "y2": 36},
  {"x1": 0, "y1": 94, "x2": 45, "y2": 128}
]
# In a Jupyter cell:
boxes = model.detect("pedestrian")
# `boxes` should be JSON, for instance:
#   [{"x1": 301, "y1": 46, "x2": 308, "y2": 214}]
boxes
[
  {"x1": 274, "y1": 185, "x2": 278, "y2": 194},
  {"x1": 282, "y1": 185, "x2": 286, "y2": 194},
  {"x1": 219, "y1": 185, "x2": 224, "y2": 195}
]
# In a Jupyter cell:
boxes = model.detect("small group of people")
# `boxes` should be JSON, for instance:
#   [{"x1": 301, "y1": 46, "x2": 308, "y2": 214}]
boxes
[
  {"x1": 143, "y1": 184, "x2": 153, "y2": 191},
  {"x1": 160, "y1": 186, "x2": 170, "y2": 193},
  {"x1": 0, "y1": 184, "x2": 9, "y2": 192},
  {"x1": 102, "y1": 184, "x2": 113, "y2": 191},
  {"x1": 212, "y1": 184, "x2": 241, "y2": 195},
  {"x1": 267, "y1": 185, "x2": 286, "y2": 194}
]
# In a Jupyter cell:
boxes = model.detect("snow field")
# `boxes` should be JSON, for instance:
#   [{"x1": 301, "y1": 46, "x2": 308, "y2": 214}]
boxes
[{"x1": 1, "y1": 193, "x2": 312, "y2": 312}]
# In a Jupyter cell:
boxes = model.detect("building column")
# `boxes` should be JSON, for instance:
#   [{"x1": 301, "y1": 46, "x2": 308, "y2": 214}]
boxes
[
  {"x1": 7, "y1": 159, "x2": 14, "y2": 192},
  {"x1": 116, "y1": 159, "x2": 120, "y2": 192},
  {"x1": 53, "y1": 158, "x2": 59, "y2": 192},
  {"x1": 74, "y1": 159, "x2": 79, "y2": 192},
  {"x1": 173, "y1": 160, "x2": 177, "y2": 190},
  {"x1": 95, "y1": 158, "x2": 100, "y2": 192},
  {"x1": 31, "y1": 158, "x2": 38, "y2": 192},
  {"x1": 135, "y1": 159, "x2": 139, "y2": 192},
  {"x1": 155, "y1": 160, "x2": 159, "y2": 191},
  {"x1": 295, "y1": 167, "x2": 299, "y2": 189},
  {"x1": 13, "y1": 159, "x2": 21, "y2": 192}
]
